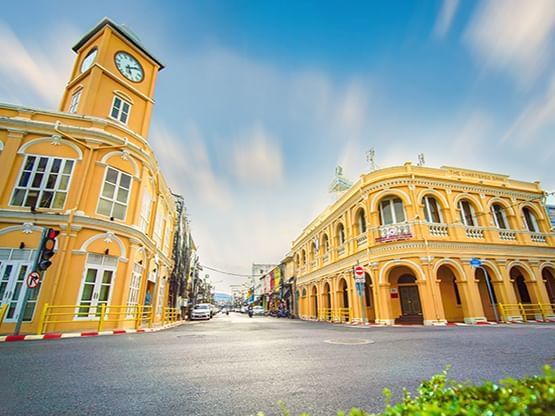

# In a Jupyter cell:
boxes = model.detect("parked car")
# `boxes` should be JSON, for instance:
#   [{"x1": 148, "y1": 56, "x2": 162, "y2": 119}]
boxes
[
  {"x1": 191, "y1": 303, "x2": 211, "y2": 320},
  {"x1": 253, "y1": 306, "x2": 265, "y2": 316},
  {"x1": 209, "y1": 304, "x2": 219, "y2": 317}
]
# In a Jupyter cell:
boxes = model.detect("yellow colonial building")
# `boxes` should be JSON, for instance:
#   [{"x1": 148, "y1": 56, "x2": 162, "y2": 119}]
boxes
[
  {"x1": 294, "y1": 163, "x2": 555, "y2": 325},
  {"x1": 0, "y1": 18, "x2": 178, "y2": 334}
]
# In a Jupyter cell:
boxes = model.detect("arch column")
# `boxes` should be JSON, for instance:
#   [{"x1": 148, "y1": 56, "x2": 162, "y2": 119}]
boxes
[
  {"x1": 497, "y1": 262, "x2": 519, "y2": 305},
  {"x1": 526, "y1": 262, "x2": 551, "y2": 304},
  {"x1": 422, "y1": 259, "x2": 447, "y2": 325},
  {"x1": 458, "y1": 262, "x2": 487, "y2": 323},
  {"x1": 375, "y1": 282, "x2": 393, "y2": 325}
]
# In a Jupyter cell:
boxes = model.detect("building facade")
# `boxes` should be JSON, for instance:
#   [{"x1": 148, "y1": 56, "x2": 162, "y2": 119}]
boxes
[
  {"x1": 169, "y1": 193, "x2": 194, "y2": 313},
  {"x1": 294, "y1": 163, "x2": 555, "y2": 325},
  {"x1": 0, "y1": 18, "x2": 178, "y2": 334}
]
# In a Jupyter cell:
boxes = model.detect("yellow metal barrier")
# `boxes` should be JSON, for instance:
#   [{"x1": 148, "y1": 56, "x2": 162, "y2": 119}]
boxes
[
  {"x1": 318, "y1": 308, "x2": 332, "y2": 321},
  {"x1": 162, "y1": 307, "x2": 180, "y2": 324},
  {"x1": 317, "y1": 307, "x2": 352, "y2": 322},
  {"x1": 332, "y1": 307, "x2": 352, "y2": 323},
  {"x1": 37, "y1": 304, "x2": 154, "y2": 335},
  {"x1": 0, "y1": 304, "x2": 8, "y2": 327},
  {"x1": 498, "y1": 303, "x2": 555, "y2": 323}
]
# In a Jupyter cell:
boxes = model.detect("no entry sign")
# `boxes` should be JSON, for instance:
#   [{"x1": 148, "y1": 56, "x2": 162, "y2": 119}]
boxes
[
  {"x1": 354, "y1": 265, "x2": 365, "y2": 282},
  {"x1": 26, "y1": 271, "x2": 41, "y2": 289}
]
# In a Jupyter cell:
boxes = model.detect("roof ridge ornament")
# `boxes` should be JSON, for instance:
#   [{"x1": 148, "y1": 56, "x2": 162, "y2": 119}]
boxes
[{"x1": 328, "y1": 165, "x2": 353, "y2": 194}]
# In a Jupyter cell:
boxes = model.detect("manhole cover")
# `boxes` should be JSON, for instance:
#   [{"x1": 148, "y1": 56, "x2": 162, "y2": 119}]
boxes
[{"x1": 324, "y1": 339, "x2": 374, "y2": 345}]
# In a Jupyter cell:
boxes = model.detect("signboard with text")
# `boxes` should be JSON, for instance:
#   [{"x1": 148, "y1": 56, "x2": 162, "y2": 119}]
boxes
[{"x1": 375, "y1": 224, "x2": 412, "y2": 243}]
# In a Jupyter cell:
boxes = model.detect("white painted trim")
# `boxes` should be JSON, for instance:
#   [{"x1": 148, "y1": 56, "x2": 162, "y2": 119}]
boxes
[
  {"x1": 539, "y1": 262, "x2": 555, "y2": 274},
  {"x1": 78, "y1": 232, "x2": 127, "y2": 259},
  {"x1": 416, "y1": 189, "x2": 450, "y2": 210},
  {"x1": 378, "y1": 259, "x2": 427, "y2": 284},
  {"x1": 370, "y1": 188, "x2": 412, "y2": 212},
  {"x1": 17, "y1": 136, "x2": 83, "y2": 160},
  {"x1": 506, "y1": 260, "x2": 537, "y2": 281},
  {"x1": 433, "y1": 259, "x2": 467, "y2": 281},
  {"x1": 100, "y1": 151, "x2": 140, "y2": 177},
  {"x1": 479, "y1": 260, "x2": 503, "y2": 282},
  {"x1": 453, "y1": 193, "x2": 484, "y2": 213},
  {"x1": 0, "y1": 224, "x2": 42, "y2": 236}
]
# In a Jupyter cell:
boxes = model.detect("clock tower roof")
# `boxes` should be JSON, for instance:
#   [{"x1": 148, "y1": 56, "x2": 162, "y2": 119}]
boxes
[{"x1": 72, "y1": 17, "x2": 164, "y2": 70}]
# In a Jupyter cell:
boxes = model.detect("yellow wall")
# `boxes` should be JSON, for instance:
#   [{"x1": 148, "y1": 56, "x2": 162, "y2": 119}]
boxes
[
  {"x1": 294, "y1": 163, "x2": 555, "y2": 325},
  {"x1": 0, "y1": 19, "x2": 176, "y2": 335}
]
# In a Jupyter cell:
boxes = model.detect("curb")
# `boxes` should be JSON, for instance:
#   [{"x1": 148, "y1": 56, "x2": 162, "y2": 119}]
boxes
[{"x1": 0, "y1": 321, "x2": 185, "y2": 343}]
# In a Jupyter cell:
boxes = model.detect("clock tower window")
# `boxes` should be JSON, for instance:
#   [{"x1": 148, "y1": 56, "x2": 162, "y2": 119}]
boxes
[
  {"x1": 69, "y1": 90, "x2": 82, "y2": 114},
  {"x1": 110, "y1": 96, "x2": 132, "y2": 124}
]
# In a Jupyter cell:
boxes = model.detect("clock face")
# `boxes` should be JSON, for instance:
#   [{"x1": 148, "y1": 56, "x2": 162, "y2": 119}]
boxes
[
  {"x1": 80, "y1": 48, "x2": 97, "y2": 73},
  {"x1": 114, "y1": 51, "x2": 144, "y2": 82}
]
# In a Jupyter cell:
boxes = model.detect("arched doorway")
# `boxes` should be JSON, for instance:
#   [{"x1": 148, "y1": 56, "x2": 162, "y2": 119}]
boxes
[
  {"x1": 364, "y1": 272, "x2": 375, "y2": 322},
  {"x1": 475, "y1": 267, "x2": 499, "y2": 321},
  {"x1": 543, "y1": 267, "x2": 555, "y2": 304},
  {"x1": 337, "y1": 277, "x2": 350, "y2": 322},
  {"x1": 396, "y1": 274, "x2": 423, "y2": 324},
  {"x1": 311, "y1": 286, "x2": 318, "y2": 319},
  {"x1": 510, "y1": 267, "x2": 533, "y2": 304},
  {"x1": 437, "y1": 265, "x2": 464, "y2": 322},
  {"x1": 385, "y1": 266, "x2": 424, "y2": 324}
]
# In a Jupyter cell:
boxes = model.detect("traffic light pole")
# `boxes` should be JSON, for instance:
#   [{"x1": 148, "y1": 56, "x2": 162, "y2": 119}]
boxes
[{"x1": 14, "y1": 227, "x2": 48, "y2": 335}]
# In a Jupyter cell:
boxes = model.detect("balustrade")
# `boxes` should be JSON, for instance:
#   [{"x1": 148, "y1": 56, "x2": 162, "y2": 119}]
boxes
[
  {"x1": 498, "y1": 230, "x2": 517, "y2": 241},
  {"x1": 464, "y1": 226, "x2": 485, "y2": 239},
  {"x1": 428, "y1": 223, "x2": 448, "y2": 237}
]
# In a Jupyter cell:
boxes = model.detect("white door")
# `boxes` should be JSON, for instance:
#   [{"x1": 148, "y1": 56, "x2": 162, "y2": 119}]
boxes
[
  {"x1": 77, "y1": 254, "x2": 117, "y2": 319},
  {"x1": 0, "y1": 251, "x2": 36, "y2": 323}
]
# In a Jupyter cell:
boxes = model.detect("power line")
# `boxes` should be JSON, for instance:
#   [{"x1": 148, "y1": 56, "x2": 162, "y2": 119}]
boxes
[{"x1": 199, "y1": 264, "x2": 265, "y2": 279}]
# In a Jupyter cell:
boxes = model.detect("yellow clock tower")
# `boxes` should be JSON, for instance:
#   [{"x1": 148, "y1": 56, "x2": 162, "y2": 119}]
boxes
[{"x1": 59, "y1": 17, "x2": 164, "y2": 137}]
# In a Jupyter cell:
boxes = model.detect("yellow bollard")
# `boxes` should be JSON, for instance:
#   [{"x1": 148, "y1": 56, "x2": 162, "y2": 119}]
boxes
[
  {"x1": 98, "y1": 304, "x2": 106, "y2": 332},
  {"x1": 498, "y1": 304, "x2": 505, "y2": 323},
  {"x1": 135, "y1": 305, "x2": 143, "y2": 329},
  {"x1": 518, "y1": 303, "x2": 526, "y2": 322},
  {"x1": 149, "y1": 306, "x2": 154, "y2": 328},
  {"x1": 36, "y1": 303, "x2": 49, "y2": 335},
  {"x1": 0, "y1": 304, "x2": 8, "y2": 328}
]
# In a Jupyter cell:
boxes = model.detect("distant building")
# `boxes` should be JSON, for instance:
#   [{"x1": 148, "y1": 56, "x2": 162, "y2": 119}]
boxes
[{"x1": 169, "y1": 194, "x2": 194, "y2": 310}]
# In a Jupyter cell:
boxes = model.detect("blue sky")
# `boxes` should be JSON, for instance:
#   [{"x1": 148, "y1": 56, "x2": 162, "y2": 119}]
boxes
[{"x1": 1, "y1": 1, "x2": 554, "y2": 293}]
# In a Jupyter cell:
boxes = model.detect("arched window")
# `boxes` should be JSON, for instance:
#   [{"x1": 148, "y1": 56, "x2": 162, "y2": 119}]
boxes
[
  {"x1": 458, "y1": 199, "x2": 477, "y2": 226},
  {"x1": 322, "y1": 234, "x2": 330, "y2": 253},
  {"x1": 379, "y1": 197, "x2": 405, "y2": 225},
  {"x1": 422, "y1": 196, "x2": 442, "y2": 223},
  {"x1": 337, "y1": 223, "x2": 346, "y2": 245},
  {"x1": 301, "y1": 249, "x2": 307, "y2": 265},
  {"x1": 302, "y1": 288, "x2": 307, "y2": 297},
  {"x1": 491, "y1": 203, "x2": 509, "y2": 229},
  {"x1": 522, "y1": 207, "x2": 539, "y2": 232},
  {"x1": 356, "y1": 208, "x2": 367, "y2": 234},
  {"x1": 295, "y1": 254, "x2": 300, "y2": 267}
]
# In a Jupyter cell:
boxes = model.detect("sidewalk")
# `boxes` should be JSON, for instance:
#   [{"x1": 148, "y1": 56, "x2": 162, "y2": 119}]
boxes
[{"x1": 0, "y1": 320, "x2": 186, "y2": 343}]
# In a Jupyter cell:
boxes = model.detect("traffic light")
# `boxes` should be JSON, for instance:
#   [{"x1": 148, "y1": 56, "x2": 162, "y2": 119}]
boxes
[{"x1": 37, "y1": 228, "x2": 60, "y2": 272}]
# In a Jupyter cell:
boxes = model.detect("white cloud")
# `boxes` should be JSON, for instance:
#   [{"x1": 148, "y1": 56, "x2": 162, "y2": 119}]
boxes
[
  {"x1": 150, "y1": 122, "x2": 233, "y2": 210},
  {"x1": 231, "y1": 123, "x2": 284, "y2": 187},
  {"x1": 0, "y1": 22, "x2": 76, "y2": 108},
  {"x1": 434, "y1": 0, "x2": 460, "y2": 38},
  {"x1": 501, "y1": 75, "x2": 555, "y2": 155},
  {"x1": 464, "y1": 0, "x2": 555, "y2": 86}
]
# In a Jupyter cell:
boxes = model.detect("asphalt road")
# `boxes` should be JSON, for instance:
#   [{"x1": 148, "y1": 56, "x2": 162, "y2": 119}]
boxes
[{"x1": 1, "y1": 314, "x2": 554, "y2": 416}]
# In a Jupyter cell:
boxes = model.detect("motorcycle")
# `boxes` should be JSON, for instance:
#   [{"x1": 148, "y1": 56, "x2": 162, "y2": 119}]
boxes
[{"x1": 247, "y1": 308, "x2": 253, "y2": 318}]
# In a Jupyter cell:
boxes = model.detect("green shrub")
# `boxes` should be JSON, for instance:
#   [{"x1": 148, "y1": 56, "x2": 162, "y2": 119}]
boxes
[{"x1": 259, "y1": 365, "x2": 554, "y2": 416}]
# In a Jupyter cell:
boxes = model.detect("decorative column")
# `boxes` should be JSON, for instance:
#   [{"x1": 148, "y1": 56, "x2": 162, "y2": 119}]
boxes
[
  {"x1": 421, "y1": 257, "x2": 447, "y2": 326},
  {"x1": 459, "y1": 262, "x2": 487, "y2": 323}
]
